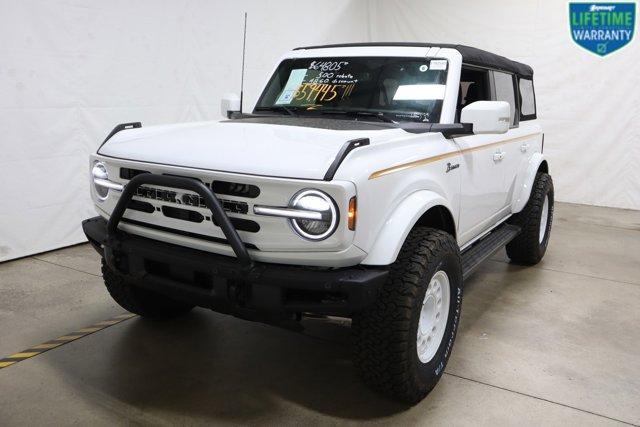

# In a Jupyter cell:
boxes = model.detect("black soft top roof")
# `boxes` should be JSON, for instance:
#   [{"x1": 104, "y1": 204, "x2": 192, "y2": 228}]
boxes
[{"x1": 293, "y1": 42, "x2": 533, "y2": 78}]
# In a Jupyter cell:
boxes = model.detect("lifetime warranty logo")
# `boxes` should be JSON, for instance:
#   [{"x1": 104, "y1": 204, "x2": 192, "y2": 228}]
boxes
[{"x1": 570, "y1": 3, "x2": 636, "y2": 56}]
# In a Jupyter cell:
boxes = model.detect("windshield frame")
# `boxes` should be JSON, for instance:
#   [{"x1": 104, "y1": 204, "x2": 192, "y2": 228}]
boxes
[{"x1": 253, "y1": 56, "x2": 450, "y2": 124}]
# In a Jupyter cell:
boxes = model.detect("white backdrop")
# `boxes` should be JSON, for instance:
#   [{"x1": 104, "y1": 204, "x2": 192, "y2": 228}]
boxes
[
  {"x1": 1, "y1": 0, "x2": 638, "y2": 262},
  {"x1": 367, "y1": 0, "x2": 640, "y2": 211},
  {"x1": 0, "y1": 0, "x2": 368, "y2": 262}
]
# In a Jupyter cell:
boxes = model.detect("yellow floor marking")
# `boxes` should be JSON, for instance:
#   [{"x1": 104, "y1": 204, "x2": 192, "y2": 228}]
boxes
[
  {"x1": 75, "y1": 327, "x2": 103, "y2": 333},
  {"x1": 114, "y1": 314, "x2": 137, "y2": 319},
  {"x1": 9, "y1": 352, "x2": 40, "y2": 359},
  {"x1": 0, "y1": 312, "x2": 137, "y2": 370},
  {"x1": 94, "y1": 320, "x2": 120, "y2": 326},
  {"x1": 55, "y1": 335, "x2": 84, "y2": 341},
  {"x1": 30, "y1": 343, "x2": 62, "y2": 350}
]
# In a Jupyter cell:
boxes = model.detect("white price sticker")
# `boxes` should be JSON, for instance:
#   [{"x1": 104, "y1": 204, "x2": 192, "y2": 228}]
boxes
[
  {"x1": 275, "y1": 69, "x2": 307, "y2": 105},
  {"x1": 429, "y1": 60, "x2": 447, "y2": 70}
]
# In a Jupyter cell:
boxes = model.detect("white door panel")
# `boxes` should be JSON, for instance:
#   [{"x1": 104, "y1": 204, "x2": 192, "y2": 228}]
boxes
[
  {"x1": 498, "y1": 127, "x2": 543, "y2": 211},
  {"x1": 454, "y1": 133, "x2": 506, "y2": 245}
]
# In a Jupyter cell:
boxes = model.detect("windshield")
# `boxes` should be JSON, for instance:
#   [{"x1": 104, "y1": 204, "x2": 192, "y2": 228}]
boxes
[{"x1": 255, "y1": 57, "x2": 448, "y2": 123}]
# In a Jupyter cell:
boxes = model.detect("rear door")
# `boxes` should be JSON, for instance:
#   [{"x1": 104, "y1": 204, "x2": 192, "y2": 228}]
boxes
[{"x1": 493, "y1": 71, "x2": 542, "y2": 212}]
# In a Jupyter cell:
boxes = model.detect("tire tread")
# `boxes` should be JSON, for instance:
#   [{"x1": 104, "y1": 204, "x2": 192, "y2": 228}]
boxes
[
  {"x1": 353, "y1": 227, "x2": 461, "y2": 403},
  {"x1": 506, "y1": 172, "x2": 554, "y2": 265}
]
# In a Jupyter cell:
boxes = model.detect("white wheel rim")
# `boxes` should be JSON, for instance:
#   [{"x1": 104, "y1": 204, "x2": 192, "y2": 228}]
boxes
[
  {"x1": 417, "y1": 270, "x2": 451, "y2": 364},
  {"x1": 539, "y1": 195, "x2": 549, "y2": 244}
]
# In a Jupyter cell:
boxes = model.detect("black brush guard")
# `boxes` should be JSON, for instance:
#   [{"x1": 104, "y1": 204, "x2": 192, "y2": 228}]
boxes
[
  {"x1": 104, "y1": 174, "x2": 255, "y2": 275},
  {"x1": 84, "y1": 173, "x2": 387, "y2": 318}
]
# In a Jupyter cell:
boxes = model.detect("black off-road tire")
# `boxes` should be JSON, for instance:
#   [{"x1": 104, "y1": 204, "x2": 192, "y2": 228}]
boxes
[
  {"x1": 506, "y1": 172, "x2": 554, "y2": 265},
  {"x1": 353, "y1": 227, "x2": 463, "y2": 404},
  {"x1": 101, "y1": 260, "x2": 194, "y2": 319}
]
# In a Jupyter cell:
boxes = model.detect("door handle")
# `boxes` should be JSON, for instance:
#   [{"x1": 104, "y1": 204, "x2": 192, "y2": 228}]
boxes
[
  {"x1": 493, "y1": 151, "x2": 505, "y2": 162},
  {"x1": 520, "y1": 143, "x2": 530, "y2": 152}
]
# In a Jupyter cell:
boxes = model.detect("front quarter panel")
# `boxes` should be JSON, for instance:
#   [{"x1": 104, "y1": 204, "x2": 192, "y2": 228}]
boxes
[
  {"x1": 335, "y1": 132, "x2": 461, "y2": 266},
  {"x1": 361, "y1": 190, "x2": 455, "y2": 265}
]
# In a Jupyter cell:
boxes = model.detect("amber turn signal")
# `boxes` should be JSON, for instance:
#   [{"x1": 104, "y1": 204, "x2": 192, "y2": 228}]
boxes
[{"x1": 348, "y1": 197, "x2": 357, "y2": 230}]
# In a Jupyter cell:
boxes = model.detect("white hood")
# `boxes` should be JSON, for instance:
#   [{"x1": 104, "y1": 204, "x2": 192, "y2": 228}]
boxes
[{"x1": 99, "y1": 119, "x2": 402, "y2": 180}]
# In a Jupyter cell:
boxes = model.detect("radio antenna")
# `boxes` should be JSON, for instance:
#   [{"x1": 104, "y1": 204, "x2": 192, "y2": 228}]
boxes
[{"x1": 239, "y1": 12, "x2": 248, "y2": 114}]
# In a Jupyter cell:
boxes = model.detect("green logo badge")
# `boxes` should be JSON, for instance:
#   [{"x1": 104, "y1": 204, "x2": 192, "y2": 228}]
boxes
[{"x1": 570, "y1": 3, "x2": 636, "y2": 56}]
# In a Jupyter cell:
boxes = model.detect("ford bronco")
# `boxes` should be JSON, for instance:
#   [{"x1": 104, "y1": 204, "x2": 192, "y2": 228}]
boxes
[{"x1": 82, "y1": 43, "x2": 553, "y2": 403}]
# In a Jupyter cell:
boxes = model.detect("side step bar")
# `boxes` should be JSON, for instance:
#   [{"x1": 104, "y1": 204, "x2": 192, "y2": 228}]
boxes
[{"x1": 461, "y1": 223, "x2": 521, "y2": 280}]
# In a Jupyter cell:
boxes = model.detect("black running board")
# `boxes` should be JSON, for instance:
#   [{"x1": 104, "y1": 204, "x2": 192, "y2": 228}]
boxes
[{"x1": 461, "y1": 223, "x2": 521, "y2": 280}]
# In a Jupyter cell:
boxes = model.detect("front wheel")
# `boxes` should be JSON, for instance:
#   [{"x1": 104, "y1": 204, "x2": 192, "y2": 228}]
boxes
[{"x1": 353, "y1": 227, "x2": 463, "y2": 404}]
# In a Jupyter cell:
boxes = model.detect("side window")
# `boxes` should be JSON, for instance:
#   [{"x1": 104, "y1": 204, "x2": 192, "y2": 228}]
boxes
[
  {"x1": 493, "y1": 71, "x2": 518, "y2": 127},
  {"x1": 456, "y1": 66, "x2": 491, "y2": 122},
  {"x1": 518, "y1": 78, "x2": 536, "y2": 120}
]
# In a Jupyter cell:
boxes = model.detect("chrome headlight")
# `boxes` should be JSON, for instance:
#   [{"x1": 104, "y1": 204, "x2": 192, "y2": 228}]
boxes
[
  {"x1": 91, "y1": 161, "x2": 109, "y2": 200},
  {"x1": 289, "y1": 189, "x2": 338, "y2": 240}
]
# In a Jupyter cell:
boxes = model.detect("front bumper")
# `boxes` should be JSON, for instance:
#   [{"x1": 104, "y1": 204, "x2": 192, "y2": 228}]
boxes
[{"x1": 83, "y1": 216, "x2": 386, "y2": 317}]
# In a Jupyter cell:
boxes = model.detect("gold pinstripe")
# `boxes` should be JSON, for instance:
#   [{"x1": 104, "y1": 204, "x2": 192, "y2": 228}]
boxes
[{"x1": 368, "y1": 133, "x2": 541, "y2": 180}]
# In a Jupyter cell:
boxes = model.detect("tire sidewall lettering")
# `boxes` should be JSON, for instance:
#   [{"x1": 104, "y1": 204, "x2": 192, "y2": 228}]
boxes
[{"x1": 415, "y1": 253, "x2": 463, "y2": 383}]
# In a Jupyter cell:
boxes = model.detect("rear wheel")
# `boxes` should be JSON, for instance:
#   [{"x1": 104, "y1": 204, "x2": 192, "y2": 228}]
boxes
[
  {"x1": 506, "y1": 172, "x2": 554, "y2": 265},
  {"x1": 353, "y1": 227, "x2": 463, "y2": 403},
  {"x1": 101, "y1": 260, "x2": 194, "y2": 319}
]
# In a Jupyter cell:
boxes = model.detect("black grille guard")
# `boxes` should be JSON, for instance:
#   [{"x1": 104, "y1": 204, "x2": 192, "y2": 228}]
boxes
[{"x1": 105, "y1": 174, "x2": 255, "y2": 274}]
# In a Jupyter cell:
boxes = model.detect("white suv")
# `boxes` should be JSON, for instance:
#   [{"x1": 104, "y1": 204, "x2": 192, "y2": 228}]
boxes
[{"x1": 83, "y1": 43, "x2": 553, "y2": 403}]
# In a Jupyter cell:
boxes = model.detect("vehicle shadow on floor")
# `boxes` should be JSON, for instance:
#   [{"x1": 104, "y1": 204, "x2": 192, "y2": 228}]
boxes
[
  {"x1": 48, "y1": 260, "x2": 532, "y2": 422},
  {"x1": 57, "y1": 309, "x2": 414, "y2": 422},
  {"x1": 458, "y1": 259, "x2": 532, "y2": 336}
]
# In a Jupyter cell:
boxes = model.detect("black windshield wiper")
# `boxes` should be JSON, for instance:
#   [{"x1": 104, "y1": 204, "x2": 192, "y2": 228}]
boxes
[
  {"x1": 254, "y1": 106, "x2": 299, "y2": 117},
  {"x1": 318, "y1": 109, "x2": 396, "y2": 123}
]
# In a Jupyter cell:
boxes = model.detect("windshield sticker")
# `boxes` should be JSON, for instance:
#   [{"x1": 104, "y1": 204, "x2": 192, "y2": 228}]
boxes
[
  {"x1": 292, "y1": 82, "x2": 356, "y2": 103},
  {"x1": 308, "y1": 61, "x2": 349, "y2": 71},
  {"x1": 275, "y1": 69, "x2": 308, "y2": 105},
  {"x1": 276, "y1": 63, "x2": 360, "y2": 105},
  {"x1": 261, "y1": 57, "x2": 449, "y2": 122},
  {"x1": 393, "y1": 84, "x2": 446, "y2": 101},
  {"x1": 429, "y1": 60, "x2": 447, "y2": 70}
]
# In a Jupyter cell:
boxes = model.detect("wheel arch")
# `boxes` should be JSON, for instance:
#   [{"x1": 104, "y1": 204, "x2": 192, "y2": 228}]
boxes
[
  {"x1": 361, "y1": 190, "x2": 457, "y2": 266},
  {"x1": 511, "y1": 153, "x2": 549, "y2": 214},
  {"x1": 414, "y1": 205, "x2": 457, "y2": 239},
  {"x1": 538, "y1": 159, "x2": 549, "y2": 174}
]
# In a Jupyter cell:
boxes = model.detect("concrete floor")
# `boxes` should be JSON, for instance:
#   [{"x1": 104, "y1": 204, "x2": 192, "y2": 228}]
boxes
[{"x1": 0, "y1": 202, "x2": 639, "y2": 426}]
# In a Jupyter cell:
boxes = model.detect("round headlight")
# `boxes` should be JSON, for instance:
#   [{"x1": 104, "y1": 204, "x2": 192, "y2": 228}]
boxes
[
  {"x1": 92, "y1": 161, "x2": 109, "y2": 200},
  {"x1": 289, "y1": 189, "x2": 338, "y2": 240}
]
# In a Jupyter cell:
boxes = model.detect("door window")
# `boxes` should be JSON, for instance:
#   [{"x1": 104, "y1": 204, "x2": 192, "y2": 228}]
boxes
[
  {"x1": 456, "y1": 67, "x2": 491, "y2": 122},
  {"x1": 493, "y1": 71, "x2": 518, "y2": 127},
  {"x1": 518, "y1": 78, "x2": 536, "y2": 120}
]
